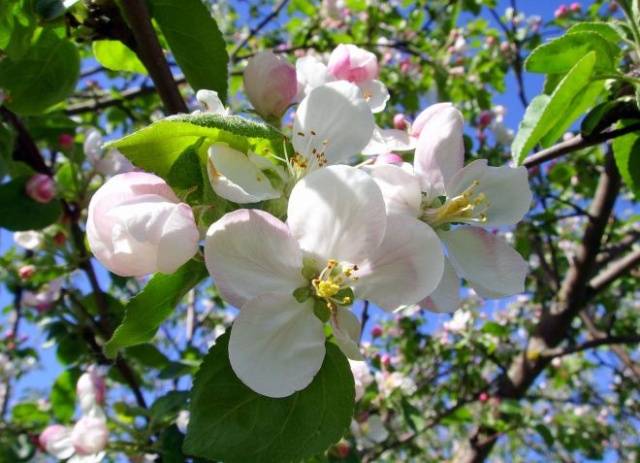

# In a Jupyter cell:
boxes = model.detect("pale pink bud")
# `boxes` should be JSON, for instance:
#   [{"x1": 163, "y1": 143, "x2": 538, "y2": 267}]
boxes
[
  {"x1": 86, "y1": 172, "x2": 200, "y2": 277},
  {"x1": 393, "y1": 113, "x2": 408, "y2": 130},
  {"x1": 499, "y1": 41, "x2": 512, "y2": 53},
  {"x1": 570, "y1": 2, "x2": 581, "y2": 11},
  {"x1": 399, "y1": 57, "x2": 412, "y2": 74},
  {"x1": 71, "y1": 416, "x2": 108, "y2": 455},
  {"x1": 58, "y1": 133, "x2": 74, "y2": 150},
  {"x1": 18, "y1": 265, "x2": 36, "y2": 280},
  {"x1": 371, "y1": 325, "x2": 383, "y2": 337},
  {"x1": 380, "y1": 353, "x2": 392, "y2": 367},
  {"x1": 39, "y1": 425, "x2": 74, "y2": 459},
  {"x1": 554, "y1": 4, "x2": 569, "y2": 18},
  {"x1": 243, "y1": 51, "x2": 297, "y2": 119},
  {"x1": 485, "y1": 36, "x2": 497, "y2": 47},
  {"x1": 25, "y1": 174, "x2": 56, "y2": 204},
  {"x1": 327, "y1": 44, "x2": 378, "y2": 83},
  {"x1": 374, "y1": 153, "x2": 403, "y2": 165},
  {"x1": 77, "y1": 367, "x2": 106, "y2": 412},
  {"x1": 479, "y1": 392, "x2": 489, "y2": 402}
]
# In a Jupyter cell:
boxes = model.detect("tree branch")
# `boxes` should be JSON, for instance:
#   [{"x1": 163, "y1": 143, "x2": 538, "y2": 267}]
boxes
[{"x1": 230, "y1": 0, "x2": 291, "y2": 58}]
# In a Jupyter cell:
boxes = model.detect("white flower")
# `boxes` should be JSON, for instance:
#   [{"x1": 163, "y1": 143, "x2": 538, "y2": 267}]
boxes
[
  {"x1": 76, "y1": 366, "x2": 106, "y2": 414},
  {"x1": 349, "y1": 360, "x2": 374, "y2": 401},
  {"x1": 13, "y1": 230, "x2": 44, "y2": 250},
  {"x1": 176, "y1": 410, "x2": 190, "y2": 434},
  {"x1": 375, "y1": 371, "x2": 417, "y2": 397},
  {"x1": 22, "y1": 277, "x2": 64, "y2": 310},
  {"x1": 204, "y1": 165, "x2": 443, "y2": 397},
  {"x1": 443, "y1": 309, "x2": 472, "y2": 333},
  {"x1": 365, "y1": 103, "x2": 532, "y2": 312},
  {"x1": 351, "y1": 415, "x2": 389, "y2": 448},
  {"x1": 84, "y1": 129, "x2": 133, "y2": 177},
  {"x1": 40, "y1": 413, "x2": 108, "y2": 463},
  {"x1": 193, "y1": 89, "x2": 229, "y2": 116}
]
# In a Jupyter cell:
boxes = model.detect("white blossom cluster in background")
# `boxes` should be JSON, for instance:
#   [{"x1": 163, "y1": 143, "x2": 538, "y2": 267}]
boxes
[{"x1": 84, "y1": 43, "x2": 532, "y2": 399}]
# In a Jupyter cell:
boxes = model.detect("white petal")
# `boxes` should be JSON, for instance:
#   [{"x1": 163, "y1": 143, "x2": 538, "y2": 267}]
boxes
[
  {"x1": 83, "y1": 129, "x2": 103, "y2": 164},
  {"x1": 358, "y1": 79, "x2": 389, "y2": 113},
  {"x1": 362, "y1": 164, "x2": 421, "y2": 217},
  {"x1": 362, "y1": 126, "x2": 416, "y2": 156},
  {"x1": 287, "y1": 165, "x2": 386, "y2": 264},
  {"x1": 196, "y1": 90, "x2": 228, "y2": 115},
  {"x1": 207, "y1": 143, "x2": 281, "y2": 204},
  {"x1": 293, "y1": 81, "x2": 374, "y2": 165},
  {"x1": 156, "y1": 203, "x2": 201, "y2": 274},
  {"x1": 296, "y1": 55, "x2": 331, "y2": 100},
  {"x1": 421, "y1": 257, "x2": 460, "y2": 313},
  {"x1": 414, "y1": 105, "x2": 465, "y2": 199},
  {"x1": 445, "y1": 159, "x2": 532, "y2": 227},
  {"x1": 331, "y1": 308, "x2": 363, "y2": 360},
  {"x1": 229, "y1": 293, "x2": 326, "y2": 398},
  {"x1": 365, "y1": 415, "x2": 389, "y2": 443},
  {"x1": 441, "y1": 227, "x2": 528, "y2": 299},
  {"x1": 356, "y1": 215, "x2": 444, "y2": 311},
  {"x1": 205, "y1": 210, "x2": 305, "y2": 307}
]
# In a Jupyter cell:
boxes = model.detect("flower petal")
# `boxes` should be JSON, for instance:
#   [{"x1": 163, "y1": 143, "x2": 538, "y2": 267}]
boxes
[
  {"x1": 421, "y1": 257, "x2": 460, "y2": 313},
  {"x1": 207, "y1": 143, "x2": 281, "y2": 204},
  {"x1": 362, "y1": 126, "x2": 416, "y2": 156},
  {"x1": 445, "y1": 159, "x2": 532, "y2": 227},
  {"x1": 413, "y1": 105, "x2": 465, "y2": 198},
  {"x1": 331, "y1": 308, "x2": 363, "y2": 360},
  {"x1": 357, "y1": 79, "x2": 389, "y2": 113},
  {"x1": 287, "y1": 165, "x2": 386, "y2": 264},
  {"x1": 205, "y1": 209, "x2": 305, "y2": 307},
  {"x1": 363, "y1": 164, "x2": 422, "y2": 217},
  {"x1": 356, "y1": 215, "x2": 444, "y2": 311},
  {"x1": 441, "y1": 227, "x2": 528, "y2": 299},
  {"x1": 229, "y1": 293, "x2": 326, "y2": 398},
  {"x1": 296, "y1": 55, "x2": 331, "y2": 100},
  {"x1": 156, "y1": 203, "x2": 201, "y2": 274},
  {"x1": 293, "y1": 81, "x2": 375, "y2": 166}
]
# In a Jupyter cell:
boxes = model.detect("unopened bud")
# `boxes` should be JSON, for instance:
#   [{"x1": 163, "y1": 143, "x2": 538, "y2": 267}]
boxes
[
  {"x1": 393, "y1": 113, "x2": 408, "y2": 130},
  {"x1": 243, "y1": 51, "x2": 297, "y2": 120},
  {"x1": 18, "y1": 265, "x2": 36, "y2": 280},
  {"x1": 25, "y1": 174, "x2": 56, "y2": 204},
  {"x1": 58, "y1": 133, "x2": 74, "y2": 150}
]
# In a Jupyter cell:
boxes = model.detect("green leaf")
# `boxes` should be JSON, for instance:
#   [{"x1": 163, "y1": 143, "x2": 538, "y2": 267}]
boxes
[
  {"x1": 0, "y1": 29, "x2": 80, "y2": 115},
  {"x1": 567, "y1": 22, "x2": 623, "y2": 43},
  {"x1": 92, "y1": 40, "x2": 147, "y2": 74},
  {"x1": 104, "y1": 259, "x2": 208, "y2": 358},
  {"x1": 535, "y1": 423, "x2": 555, "y2": 447},
  {"x1": 126, "y1": 344, "x2": 171, "y2": 368},
  {"x1": 184, "y1": 332, "x2": 354, "y2": 463},
  {"x1": 107, "y1": 113, "x2": 285, "y2": 177},
  {"x1": 166, "y1": 140, "x2": 205, "y2": 201},
  {"x1": 0, "y1": 177, "x2": 62, "y2": 231},
  {"x1": 51, "y1": 369, "x2": 80, "y2": 423},
  {"x1": 151, "y1": 391, "x2": 189, "y2": 426},
  {"x1": 612, "y1": 121, "x2": 640, "y2": 200},
  {"x1": 12, "y1": 402, "x2": 50, "y2": 426},
  {"x1": 512, "y1": 52, "x2": 597, "y2": 164},
  {"x1": 525, "y1": 31, "x2": 618, "y2": 75},
  {"x1": 149, "y1": 0, "x2": 228, "y2": 101},
  {"x1": 540, "y1": 80, "x2": 604, "y2": 147}
]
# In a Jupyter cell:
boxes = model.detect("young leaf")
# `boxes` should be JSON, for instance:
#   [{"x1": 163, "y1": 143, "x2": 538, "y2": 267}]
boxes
[
  {"x1": 612, "y1": 121, "x2": 640, "y2": 200},
  {"x1": 0, "y1": 176, "x2": 62, "y2": 231},
  {"x1": 106, "y1": 113, "x2": 286, "y2": 177},
  {"x1": 184, "y1": 332, "x2": 354, "y2": 463},
  {"x1": 567, "y1": 22, "x2": 623, "y2": 43},
  {"x1": 104, "y1": 259, "x2": 208, "y2": 358},
  {"x1": 525, "y1": 31, "x2": 618, "y2": 75},
  {"x1": 92, "y1": 40, "x2": 147, "y2": 75},
  {"x1": 149, "y1": 0, "x2": 229, "y2": 101},
  {"x1": 512, "y1": 52, "x2": 597, "y2": 164},
  {"x1": 0, "y1": 29, "x2": 80, "y2": 115}
]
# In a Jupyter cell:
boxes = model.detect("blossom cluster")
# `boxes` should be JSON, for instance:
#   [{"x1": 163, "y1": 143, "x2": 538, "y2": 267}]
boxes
[{"x1": 85, "y1": 44, "x2": 532, "y2": 398}]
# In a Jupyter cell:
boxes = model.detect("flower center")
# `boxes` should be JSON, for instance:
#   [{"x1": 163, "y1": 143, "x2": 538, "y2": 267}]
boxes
[
  {"x1": 289, "y1": 130, "x2": 329, "y2": 178},
  {"x1": 421, "y1": 180, "x2": 489, "y2": 228}
]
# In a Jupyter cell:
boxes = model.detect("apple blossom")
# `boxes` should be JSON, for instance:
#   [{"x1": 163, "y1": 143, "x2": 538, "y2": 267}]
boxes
[
  {"x1": 176, "y1": 410, "x2": 190, "y2": 434},
  {"x1": 194, "y1": 89, "x2": 229, "y2": 116},
  {"x1": 393, "y1": 113, "x2": 408, "y2": 130},
  {"x1": 40, "y1": 424, "x2": 75, "y2": 460},
  {"x1": 13, "y1": 230, "x2": 44, "y2": 250},
  {"x1": 365, "y1": 103, "x2": 531, "y2": 312},
  {"x1": 243, "y1": 51, "x2": 297, "y2": 119},
  {"x1": 374, "y1": 153, "x2": 403, "y2": 165},
  {"x1": 443, "y1": 309, "x2": 472, "y2": 333},
  {"x1": 351, "y1": 415, "x2": 389, "y2": 448},
  {"x1": 18, "y1": 264, "x2": 36, "y2": 280},
  {"x1": 22, "y1": 277, "x2": 63, "y2": 311},
  {"x1": 84, "y1": 128, "x2": 133, "y2": 177},
  {"x1": 87, "y1": 172, "x2": 200, "y2": 277},
  {"x1": 205, "y1": 165, "x2": 443, "y2": 397},
  {"x1": 76, "y1": 366, "x2": 106, "y2": 413},
  {"x1": 71, "y1": 415, "x2": 109, "y2": 457},
  {"x1": 350, "y1": 359, "x2": 374, "y2": 401},
  {"x1": 25, "y1": 174, "x2": 56, "y2": 203},
  {"x1": 295, "y1": 55, "x2": 332, "y2": 100}
]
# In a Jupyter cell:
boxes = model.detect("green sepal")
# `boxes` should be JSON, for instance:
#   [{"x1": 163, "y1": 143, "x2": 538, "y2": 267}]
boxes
[
  {"x1": 313, "y1": 299, "x2": 331, "y2": 323},
  {"x1": 293, "y1": 286, "x2": 311, "y2": 303}
]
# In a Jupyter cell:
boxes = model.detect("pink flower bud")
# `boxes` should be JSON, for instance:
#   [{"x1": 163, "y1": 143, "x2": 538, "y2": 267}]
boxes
[
  {"x1": 380, "y1": 353, "x2": 392, "y2": 367},
  {"x1": 335, "y1": 441, "x2": 351, "y2": 458},
  {"x1": 25, "y1": 174, "x2": 56, "y2": 204},
  {"x1": 485, "y1": 36, "x2": 497, "y2": 47},
  {"x1": 570, "y1": 2, "x2": 581, "y2": 11},
  {"x1": 554, "y1": 4, "x2": 569, "y2": 18},
  {"x1": 243, "y1": 51, "x2": 297, "y2": 119},
  {"x1": 374, "y1": 153, "x2": 403, "y2": 165},
  {"x1": 77, "y1": 367, "x2": 106, "y2": 412},
  {"x1": 479, "y1": 392, "x2": 489, "y2": 402},
  {"x1": 39, "y1": 425, "x2": 74, "y2": 459},
  {"x1": 371, "y1": 325, "x2": 383, "y2": 337},
  {"x1": 71, "y1": 416, "x2": 108, "y2": 455},
  {"x1": 53, "y1": 232, "x2": 66, "y2": 246},
  {"x1": 399, "y1": 57, "x2": 412, "y2": 74},
  {"x1": 499, "y1": 41, "x2": 512, "y2": 53},
  {"x1": 327, "y1": 44, "x2": 378, "y2": 83},
  {"x1": 58, "y1": 133, "x2": 74, "y2": 150},
  {"x1": 477, "y1": 110, "x2": 493, "y2": 128},
  {"x1": 18, "y1": 265, "x2": 35, "y2": 280},
  {"x1": 393, "y1": 113, "x2": 408, "y2": 130},
  {"x1": 86, "y1": 172, "x2": 200, "y2": 277}
]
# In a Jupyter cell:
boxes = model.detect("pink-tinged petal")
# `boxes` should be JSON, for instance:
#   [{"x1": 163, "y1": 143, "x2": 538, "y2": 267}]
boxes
[
  {"x1": 293, "y1": 81, "x2": 374, "y2": 165},
  {"x1": 410, "y1": 102, "x2": 454, "y2": 137},
  {"x1": 413, "y1": 105, "x2": 465, "y2": 198},
  {"x1": 243, "y1": 51, "x2": 297, "y2": 118},
  {"x1": 445, "y1": 159, "x2": 532, "y2": 227},
  {"x1": 296, "y1": 55, "x2": 332, "y2": 100},
  {"x1": 441, "y1": 227, "x2": 528, "y2": 299},
  {"x1": 421, "y1": 257, "x2": 460, "y2": 313},
  {"x1": 331, "y1": 308, "x2": 363, "y2": 360},
  {"x1": 356, "y1": 215, "x2": 444, "y2": 311},
  {"x1": 357, "y1": 79, "x2": 389, "y2": 113},
  {"x1": 327, "y1": 44, "x2": 378, "y2": 83},
  {"x1": 156, "y1": 203, "x2": 201, "y2": 274},
  {"x1": 205, "y1": 209, "x2": 304, "y2": 308},
  {"x1": 40, "y1": 425, "x2": 74, "y2": 459},
  {"x1": 287, "y1": 165, "x2": 386, "y2": 264},
  {"x1": 362, "y1": 126, "x2": 416, "y2": 156},
  {"x1": 229, "y1": 293, "x2": 325, "y2": 398},
  {"x1": 362, "y1": 164, "x2": 421, "y2": 217}
]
